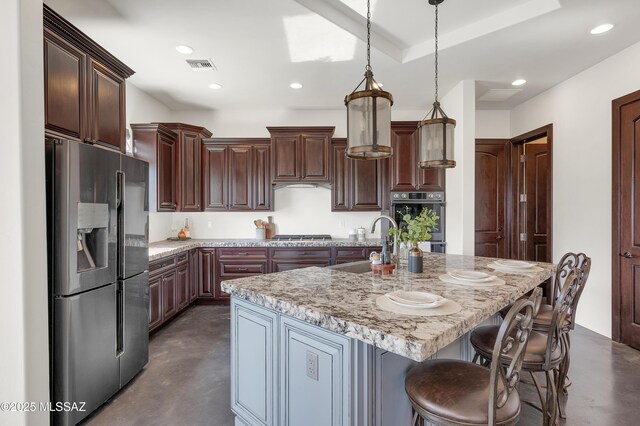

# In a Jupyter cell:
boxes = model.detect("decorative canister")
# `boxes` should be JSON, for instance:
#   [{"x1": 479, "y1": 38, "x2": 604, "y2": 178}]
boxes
[
  {"x1": 255, "y1": 228, "x2": 266, "y2": 240},
  {"x1": 408, "y1": 244, "x2": 424, "y2": 273}
]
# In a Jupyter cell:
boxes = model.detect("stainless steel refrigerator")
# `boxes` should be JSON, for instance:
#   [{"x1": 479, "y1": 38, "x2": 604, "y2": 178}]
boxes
[{"x1": 46, "y1": 139, "x2": 150, "y2": 425}]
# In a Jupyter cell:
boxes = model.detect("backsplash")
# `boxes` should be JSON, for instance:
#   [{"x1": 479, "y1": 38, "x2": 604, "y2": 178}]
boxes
[{"x1": 149, "y1": 186, "x2": 383, "y2": 242}]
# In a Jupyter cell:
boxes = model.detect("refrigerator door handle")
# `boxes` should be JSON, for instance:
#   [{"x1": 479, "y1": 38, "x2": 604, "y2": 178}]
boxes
[
  {"x1": 116, "y1": 281, "x2": 124, "y2": 358},
  {"x1": 116, "y1": 170, "x2": 126, "y2": 278}
]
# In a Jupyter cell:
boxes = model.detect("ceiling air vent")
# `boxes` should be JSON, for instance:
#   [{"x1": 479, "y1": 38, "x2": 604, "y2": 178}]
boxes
[{"x1": 185, "y1": 59, "x2": 217, "y2": 71}]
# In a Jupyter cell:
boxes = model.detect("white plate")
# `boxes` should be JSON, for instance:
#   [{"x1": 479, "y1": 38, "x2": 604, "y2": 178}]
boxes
[
  {"x1": 447, "y1": 270, "x2": 496, "y2": 283},
  {"x1": 439, "y1": 274, "x2": 506, "y2": 287},
  {"x1": 386, "y1": 291, "x2": 447, "y2": 309},
  {"x1": 495, "y1": 259, "x2": 534, "y2": 269}
]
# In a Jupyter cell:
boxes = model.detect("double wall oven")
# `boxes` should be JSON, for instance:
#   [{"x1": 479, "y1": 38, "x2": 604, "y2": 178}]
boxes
[{"x1": 391, "y1": 192, "x2": 446, "y2": 253}]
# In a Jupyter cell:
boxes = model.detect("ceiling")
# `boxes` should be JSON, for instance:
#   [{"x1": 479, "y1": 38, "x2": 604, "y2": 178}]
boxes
[{"x1": 45, "y1": 0, "x2": 640, "y2": 111}]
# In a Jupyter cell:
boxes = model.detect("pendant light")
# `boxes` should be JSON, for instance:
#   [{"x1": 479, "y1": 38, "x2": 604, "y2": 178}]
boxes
[
  {"x1": 418, "y1": 0, "x2": 456, "y2": 169},
  {"x1": 344, "y1": 0, "x2": 393, "y2": 159}
]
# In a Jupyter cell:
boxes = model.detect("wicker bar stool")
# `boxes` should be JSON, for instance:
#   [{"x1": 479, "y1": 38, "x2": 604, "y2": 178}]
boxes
[
  {"x1": 405, "y1": 296, "x2": 537, "y2": 426},
  {"x1": 471, "y1": 269, "x2": 583, "y2": 426}
]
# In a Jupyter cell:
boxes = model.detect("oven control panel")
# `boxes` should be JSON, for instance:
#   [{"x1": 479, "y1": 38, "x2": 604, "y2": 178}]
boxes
[{"x1": 391, "y1": 192, "x2": 445, "y2": 202}]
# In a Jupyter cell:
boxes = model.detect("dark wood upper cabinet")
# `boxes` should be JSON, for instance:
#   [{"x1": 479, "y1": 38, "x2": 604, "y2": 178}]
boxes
[
  {"x1": 229, "y1": 146, "x2": 252, "y2": 210},
  {"x1": 131, "y1": 124, "x2": 178, "y2": 212},
  {"x1": 268, "y1": 127, "x2": 334, "y2": 184},
  {"x1": 87, "y1": 58, "x2": 125, "y2": 151},
  {"x1": 253, "y1": 145, "x2": 271, "y2": 211},
  {"x1": 203, "y1": 139, "x2": 272, "y2": 211},
  {"x1": 44, "y1": 5, "x2": 134, "y2": 152},
  {"x1": 203, "y1": 143, "x2": 228, "y2": 211},
  {"x1": 331, "y1": 142, "x2": 350, "y2": 211},
  {"x1": 331, "y1": 139, "x2": 385, "y2": 211},
  {"x1": 43, "y1": 29, "x2": 85, "y2": 140},
  {"x1": 156, "y1": 123, "x2": 212, "y2": 212},
  {"x1": 390, "y1": 122, "x2": 445, "y2": 192}
]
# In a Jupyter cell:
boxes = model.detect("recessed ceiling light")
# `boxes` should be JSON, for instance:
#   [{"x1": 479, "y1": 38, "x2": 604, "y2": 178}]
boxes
[
  {"x1": 289, "y1": 82, "x2": 303, "y2": 89},
  {"x1": 208, "y1": 83, "x2": 222, "y2": 90},
  {"x1": 175, "y1": 45, "x2": 194, "y2": 54},
  {"x1": 590, "y1": 24, "x2": 614, "y2": 35},
  {"x1": 512, "y1": 79, "x2": 527, "y2": 86}
]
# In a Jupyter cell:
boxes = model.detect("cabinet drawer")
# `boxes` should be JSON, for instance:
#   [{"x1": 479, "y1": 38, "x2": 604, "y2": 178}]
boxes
[
  {"x1": 149, "y1": 256, "x2": 176, "y2": 275},
  {"x1": 218, "y1": 248, "x2": 268, "y2": 261},
  {"x1": 220, "y1": 263, "x2": 268, "y2": 276},
  {"x1": 334, "y1": 247, "x2": 367, "y2": 260},
  {"x1": 175, "y1": 252, "x2": 188, "y2": 265},
  {"x1": 270, "y1": 248, "x2": 331, "y2": 259}
]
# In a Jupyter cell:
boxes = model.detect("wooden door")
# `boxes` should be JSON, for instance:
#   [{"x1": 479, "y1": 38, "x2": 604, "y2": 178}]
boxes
[
  {"x1": 613, "y1": 91, "x2": 640, "y2": 349},
  {"x1": 253, "y1": 145, "x2": 271, "y2": 211},
  {"x1": 229, "y1": 146, "x2": 252, "y2": 210},
  {"x1": 416, "y1": 167, "x2": 445, "y2": 192},
  {"x1": 148, "y1": 274, "x2": 162, "y2": 331},
  {"x1": 189, "y1": 249, "x2": 198, "y2": 302},
  {"x1": 301, "y1": 134, "x2": 330, "y2": 182},
  {"x1": 390, "y1": 123, "x2": 417, "y2": 191},
  {"x1": 176, "y1": 262, "x2": 190, "y2": 311},
  {"x1": 87, "y1": 58, "x2": 125, "y2": 152},
  {"x1": 198, "y1": 249, "x2": 216, "y2": 298},
  {"x1": 475, "y1": 140, "x2": 508, "y2": 258},
  {"x1": 161, "y1": 269, "x2": 177, "y2": 321},
  {"x1": 271, "y1": 135, "x2": 299, "y2": 182},
  {"x1": 179, "y1": 131, "x2": 202, "y2": 212},
  {"x1": 522, "y1": 142, "x2": 549, "y2": 262},
  {"x1": 43, "y1": 29, "x2": 85, "y2": 140},
  {"x1": 157, "y1": 133, "x2": 177, "y2": 211},
  {"x1": 203, "y1": 144, "x2": 228, "y2": 210},
  {"x1": 331, "y1": 141, "x2": 350, "y2": 211}
]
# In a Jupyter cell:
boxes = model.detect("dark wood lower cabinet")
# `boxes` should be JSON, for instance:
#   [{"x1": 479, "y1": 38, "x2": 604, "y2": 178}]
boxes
[
  {"x1": 149, "y1": 245, "x2": 384, "y2": 331},
  {"x1": 161, "y1": 270, "x2": 177, "y2": 321},
  {"x1": 198, "y1": 249, "x2": 216, "y2": 299},
  {"x1": 189, "y1": 249, "x2": 198, "y2": 302},
  {"x1": 270, "y1": 247, "x2": 332, "y2": 272},
  {"x1": 148, "y1": 275, "x2": 162, "y2": 332},
  {"x1": 176, "y1": 262, "x2": 189, "y2": 311}
]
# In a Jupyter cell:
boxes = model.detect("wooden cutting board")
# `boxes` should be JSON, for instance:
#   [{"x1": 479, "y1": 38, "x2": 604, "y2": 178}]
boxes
[{"x1": 265, "y1": 216, "x2": 276, "y2": 239}]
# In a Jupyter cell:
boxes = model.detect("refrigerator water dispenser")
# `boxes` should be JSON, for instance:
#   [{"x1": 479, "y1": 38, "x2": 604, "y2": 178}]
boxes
[{"x1": 77, "y1": 202, "x2": 109, "y2": 272}]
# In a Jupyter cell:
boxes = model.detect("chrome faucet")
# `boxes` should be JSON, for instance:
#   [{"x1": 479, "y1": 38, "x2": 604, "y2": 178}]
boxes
[{"x1": 370, "y1": 215, "x2": 399, "y2": 265}]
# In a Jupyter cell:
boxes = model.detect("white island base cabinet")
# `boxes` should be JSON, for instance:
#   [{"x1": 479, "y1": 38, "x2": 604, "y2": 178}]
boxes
[{"x1": 230, "y1": 298, "x2": 498, "y2": 426}]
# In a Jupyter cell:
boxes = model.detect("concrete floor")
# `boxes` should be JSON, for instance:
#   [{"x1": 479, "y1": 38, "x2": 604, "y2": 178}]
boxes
[{"x1": 83, "y1": 305, "x2": 640, "y2": 426}]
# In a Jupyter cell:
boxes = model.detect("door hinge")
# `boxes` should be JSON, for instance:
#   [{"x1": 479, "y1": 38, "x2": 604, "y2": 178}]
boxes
[
  {"x1": 520, "y1": 194, "x2": 527, "y2": 202},
  {"x1": 520, "y1": 233, "x2": 527, "y2": 242},
  {"x1": 520, "y1": 154, "x2": 526, "y2": 163}
]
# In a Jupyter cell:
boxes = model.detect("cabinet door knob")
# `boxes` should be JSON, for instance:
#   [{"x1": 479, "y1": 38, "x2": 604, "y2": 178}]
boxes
[
  {"x1": 620, "y1": 252, "x2": 634, "y2": 259},
  {"x1": 496, "y1": 235, "x2": 503, "y2": 240}
]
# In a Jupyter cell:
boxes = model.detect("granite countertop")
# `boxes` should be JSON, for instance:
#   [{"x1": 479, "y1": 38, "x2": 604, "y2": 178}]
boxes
[
  {"x1": 148, "y1": 238, "x2": 384, "y2": 261},
  {"x1": 221, "y1": 253, "x2": 555, "y2": 362}
]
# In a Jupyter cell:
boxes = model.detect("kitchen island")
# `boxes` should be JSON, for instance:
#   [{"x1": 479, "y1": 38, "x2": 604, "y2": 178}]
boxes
[{"x1": 221, "y1": 253, "x2": 554, "y2": 426}]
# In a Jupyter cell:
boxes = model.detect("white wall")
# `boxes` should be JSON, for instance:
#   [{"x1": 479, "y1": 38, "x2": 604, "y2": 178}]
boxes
[
  {"x1": 126, "y1": 81, "x2": 172, "y2": 128},
  {"x1": 0, "y1": 0, "x2": 49, "y2": 424},
  {"x1": 442, "y1": 80, "x2": 476, "y2": 255},
  {"x1": 510, "y1": 40, "x2": 640, "y2": 337},
  {"x1": 475, "y1": 110, "x2": 510, "y2": 139},
  {"x1": 125, "y1": 82, "x2": 175, "y2": 242},
  {"x1": 172, "y1": 187, "x2": 381, "y2": 239},
  {"x1": 170, "y1": 108, "x2": 426, "y2": 138}
]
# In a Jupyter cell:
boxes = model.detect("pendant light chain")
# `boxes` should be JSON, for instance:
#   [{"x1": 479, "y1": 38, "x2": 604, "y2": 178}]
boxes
[
  {"x1": 366, "y1": 0, "x2": 372, "y2": 71},
  {"x1": 434, "y1": 1, "x2": 439, "y2": 103}
]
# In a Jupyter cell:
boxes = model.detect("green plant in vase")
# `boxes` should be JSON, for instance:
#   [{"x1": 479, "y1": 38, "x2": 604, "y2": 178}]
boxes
[{"x1": 389, "y1": 207, "x2": 439, "y2": 266}]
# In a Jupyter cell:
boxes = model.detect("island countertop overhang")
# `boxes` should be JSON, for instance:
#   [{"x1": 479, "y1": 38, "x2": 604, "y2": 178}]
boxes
[{"x1": 221, "y1": 253, "x2": 555, "y2": 362}]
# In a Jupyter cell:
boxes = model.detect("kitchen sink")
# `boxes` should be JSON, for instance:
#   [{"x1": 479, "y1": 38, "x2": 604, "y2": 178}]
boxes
[{"x1": 326, "y1": 260, "x2": 372, "y2": 274}]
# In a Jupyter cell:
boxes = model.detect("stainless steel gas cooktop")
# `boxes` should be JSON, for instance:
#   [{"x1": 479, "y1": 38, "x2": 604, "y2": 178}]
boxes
[{"x1": 270, "y1": 234, "x2": 332, "y2": 241}]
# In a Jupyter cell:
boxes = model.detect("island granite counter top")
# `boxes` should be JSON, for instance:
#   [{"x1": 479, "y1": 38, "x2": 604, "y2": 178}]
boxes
[
  {"x1": 148, "y1": 238, "x2": 384, "y2": 261},
  {"x1": 221, "y1": 253, "x2": 555, "y2": 362}
]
